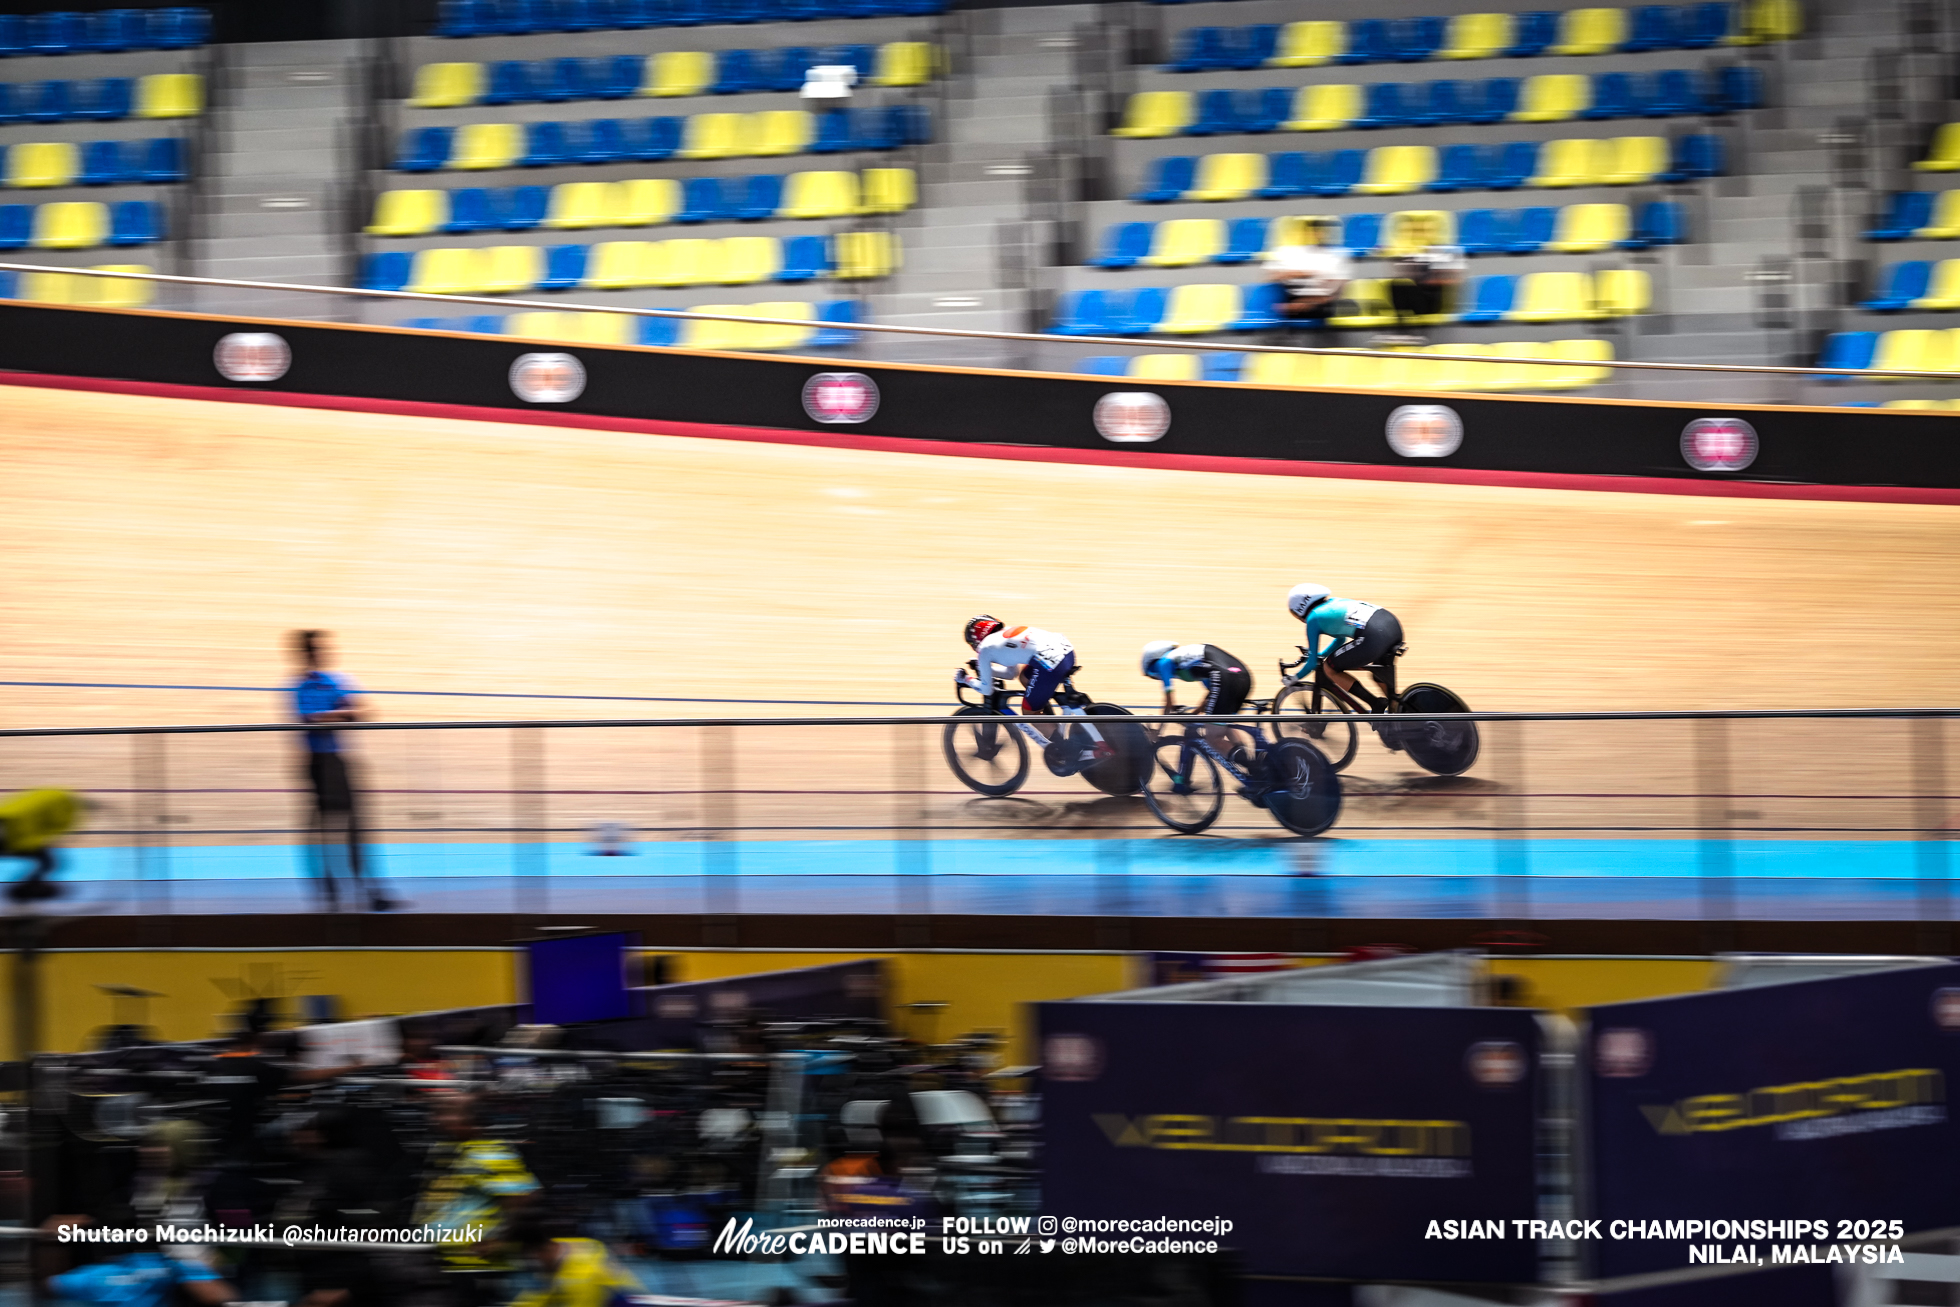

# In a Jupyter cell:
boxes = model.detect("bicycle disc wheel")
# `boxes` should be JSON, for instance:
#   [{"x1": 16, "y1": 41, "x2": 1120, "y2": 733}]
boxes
[
  {"x1": 942, "y1": 706, "x2": 1030, "y2": 796},
  {"x1": 1267, "y1": 680, "x2": 1359, "y2": 772},
  {"x1": 1141, "y1": 734, "x2": 1224, "y2": 834},
  {"x1": 1261, "y1": 739, "x2": 1343, "y2": 837},
  {"x1": 1394, "y1": 683, "x2": 1480, "y2": 777},
  {"x1": 1081, "y1": 703, "x2": 1152, "y2": 796}
]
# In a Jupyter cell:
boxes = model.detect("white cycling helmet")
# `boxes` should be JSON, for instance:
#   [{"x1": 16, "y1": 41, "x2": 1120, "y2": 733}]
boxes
[
  {"x1": 1140, "y1": 640, "x2": 1176, "y2": 676},
  {"x1": 1287, "y1": 583, "x2": 1332, "y2": 620}
]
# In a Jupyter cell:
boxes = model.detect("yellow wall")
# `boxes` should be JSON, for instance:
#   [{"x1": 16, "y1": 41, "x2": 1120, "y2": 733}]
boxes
[{"x1": 1493, "y1": 956, "x2": 1719, "y2": 1015}]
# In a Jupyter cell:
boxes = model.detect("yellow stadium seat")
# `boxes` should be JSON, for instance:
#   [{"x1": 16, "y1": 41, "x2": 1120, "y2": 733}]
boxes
[
  {"x1": 682, "y1": 302, "x2": 746, "y2": 351},
  {"x1": 1916, "y1": 125, "x2": 1960, "y2": 172},
  {"x1": 136, "y1": 72, "x2": 202, "y2": 119},
  {"x1": 1263, "y1": 214, "x2": 1334, "y2": 251},
  {"x1": 1327, "y1": 279, "x2": 1394, "y2": 328},
  {"x1": 576, "y1": 312, "x2": 633, "y2": 346},
  {"x1": 746, "y1": 110, "x2": 814, "y2": 157},
  {"x1": 540, "y1": 182, "x2": 610, "y2": 230},
  {"x1": 453, "y1": 122, "x2": 522, "y2": 170},
  {"x1": 1593, "y1": 267, "x2": 1651, "y2": 317},
  {"x1": 1185, "y1": 153, "x2": 1266, "y2": 202},
  {"x1": 584, "y1": 241, "x2": 650, "y2": 290},
  {"x1": 1548, "y1": 338, "x2": 1616, "y2": 388},
  {"x1": 1319, "y1": 351, "x2": 1386, "y2": 388},
  {"x1": 1871, "y1": 329, "x2": 1947, "y2": 380},
  {"x1": 1731, "y1": 0, "x2": 1802, "y2": 43},
  {"x1": 1242, "y1": 351, "x2": 1307, "y2": 386},
  {"x1": 681, "y1": 113, "x2": 743, "y2": 160},
  {"x1": 7, "y1": 141, "x2": 78, "y2": 188},
  {"x1": 409, "y1": 62, "x2": 483, "y2": 109},
  {"x1": 1440, "y1": 12, "x2": 1514, "y2": 60},
  {"x1": 1283, "y1": 83, "x2": 1360, "y2": 132},
  {"x1": 1911, "y1": 259, "x2": 1960, "y2": 310},
  {"x1": 1143, "y1": 218, "x2": 1226, "y2": 267},
  {"x1": 645, "y1": 50, "x2": 713, "y2": 97},
  {"x1": 1512, "y1": 74, "x2": 1591, "y2": 123},
  {"x1": 1478, "y1": 343, "x2": 1552, "y2": 392},
  {"x1": 1112, "y1": 91, "x2": 1194, "y2": 139},
  {"x1": 1914, "y1": 190, "x2": 1960, "y2": 239},
  {"x1": 18, "y1": 269, "x2": 79, "y2": 304},
  {"x1": 1352, "y1": 145, "x2": 1436, "y2": 196},
  {"x1": 1419, "y1": 342, "x2": 1490, "y2": 392},
  {"x1": 367, "y1": 190, "x2": 446, "y2": 237},
  {"x1": 1598, "y1": 135, "x2": 1667, "y2": 186},
  {"x1": 663, "y1": 238, "x2": 721, "y2": 286},
  {"x1": 507, "y1": 311, "x2": 560, "y2": 341},
  {"x1": 1158, "y1": 283, "x2": 1240, "y2": 335},
  {"x1": 719, "y1": 236, "x2": 783, "y2": 285},
  {"x1": 1379, "y1": 209, "x2": 1455, "y2": 258},
  {"x1": 405, "y1": 247, "x2": 482, "y2": 295},
  {"x1": 480, "y1": 244, "x2": 544, "y2": 294},
  {"x1": 1270, "y1": 20, "x2": 1346, "y2": 67},
  {"x1": 513, "y1": 311, "x2": 629, "y2": 346},
  {"x1": 872, "y1": 41, "x2": 934, "y2": 87},
  {"x1": 89, "y1": 264, "x2": 154, "y2": 307},
  {"x1": 835, "y1": 230, "x2": 899, "y2": 279},
  {"x1": 615, "y1": 178, "x2": 681, "y2": 227},
  {"x1": 1507, "y1": 271, "x2": 1593, "y2": 322},
  {"x1": 1550, "y1": 7, "x2": 1628, "y2": 55},
  {"x1": 780, "y1": 170, "x2": 853, "y2": 219},
  {"x1": 861, "y1": 167, "x2": 915, "y2": 215},
  {"x1": 1546, "y1": 203, "x2": 1630, "y2": 253},
  {"x1": 743, "y1": 301, "x2": 819, "y2": 352},
  {"x1": 1130, "y1": 353, "x2": 1201, "y2": 381},
  {"x1": 1883, "y1": 399, "x2": 1951, "y2": 410},
  {"x1": 1531, "y1": 138, "x2": 1607, "y2": 188},
  {"x1": 32, "y1": 200, "x2": 108, "y2": 250}
]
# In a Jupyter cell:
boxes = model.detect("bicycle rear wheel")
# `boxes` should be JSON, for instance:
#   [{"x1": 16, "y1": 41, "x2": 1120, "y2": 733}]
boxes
[
  {"x1": 1261, "y1": 739, "x2": 1343, "y2": 837},
  {"x1": 943, "y1": 706, "x2": 1030, "y2": 796},
  {"x1": 1394, "y1": 683, "x2": 1479, "y2": 777},
  {"x1": 1267, "y1": 681, "x2": 1359, "y2": 772},
  {"x1": 1141, "y1": 734, "x2": 1224, "y2": 834},
  {"x1": 1081, "y1": 703, "x2": 1152, "y2": 796}
]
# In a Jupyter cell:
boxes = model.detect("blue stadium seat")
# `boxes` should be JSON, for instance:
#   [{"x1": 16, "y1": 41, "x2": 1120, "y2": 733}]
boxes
[
  {"x1": 736, "y1": 173, "x2": 783, "y2": 219},
  {"x1": 596, "y1": 55, "x2": 643, "y2": 99},
  {"x1": 613, "y1": 0, "x2": 659, "y2": 27},
  {"x1": 1459, "y1": 275, "x2": 1516, "y2": 322},
  {"x1": 637, "y1": 313, "x2": 682, "y2": 347},
  {"x1": 1133, "y1": 155, "x2": 1196, "y2": 202},
  {"x1": 0, "y1": 15, "x2": 23, "y2": 55},
  {"x1": 1624, "y1": 5, "x2": 1680, "y2": 51},
  {"x1": 1413, "y1": 81, "x2": 1471, "y2": 126},
  {"x1": 1488, "y1": 140, "x2": 1541, "y2": 189},
  {"x1": 80, "y1": 140, "x2": 129, "y2": 185},
  {"x1": 1868, "y1": 191, "x2": 1935, "y2": 241},
  {"x1": 24, "y1": 80, "x2": 73, "y2": 124},
  {"x1": 1094, "y1": 221, "x2": 1154, "y2": 268},
  {"x1": 0, "y1": 205, "x2": 29, "y2": 250},
  {"x1": 1052, "y1": 289, "x2": 1115, "y2": 335},
  {"x1": 813, "y1": 299, "x2": 862, "y2": 347},
  {"x1": 1431, "y1": 143, "x2": 1487, "y2": 192},
  {"x1": 1342, "y1": 19, "x2": 1393, "y2": 64},
  {"x1": 29, "y1": 12, "x2": 85, "y2": 55},
  {"x1": 780, "y1": 233, "x2": 830, "y2": 280},
  {"x1": 677, "y1": 176, "x2": 728, "y2": 222},
  {"x1": 893, "y1": 102, "x2": 931, "y2": 145},
  {"x1": 361, "y1": 251, "x2": 413, "y2": 292},
  {"x1": 1862, "y1": 261, "x2": 1931, "y2": 311},
  {"x1": 1190, "y1": 89, "x2": 1243, "y2": 136},
  {"x1": 630, "y1": 116, "x2": 683, "y2": 160},
  {"x1": 575, "y1": 118, "x2": 629, "y2": 163},
  {"x1": 539, "y1": 57, "x2": 593, "y2": 102},
  {"x1": 1584, "y1": 72, "x2": 1639, "y2": 120},
  {"x1": 1472, "y1": 78, "x2": 1521, "y2": 125},
  {"x1": 812, "y1": 109, "x2": 855, "y2": 153},
  {"x1": 1506, "y1": 11, "x2": 1558, "y2": 57},
  {"x1": 520, "y1": 121, "x2": 572, "y2": 166},
  {"x1": 485, "y1": 60, "x2": 536, "y2": 105},
  {"x1": 1354, "y1": 82, "x2": 1409, "y2": 129},
  {"x1": 1257, "y1": 151, "x2": 1310, "y2": 198},
  {"x1": 502, "y1": 185, "x2": 550, "y2": 228},
  {"x1": 87, "y1": 10, "x2": 146, "y2": 52},
  {"x1": 1457, "y1": 209, "x2": 1502, "y2": 254},
  {"x1": 563, "y1": 0, "x2": 606, "y2": 30},
  {"x1": 1234, "y1": 25, "x2": 1281, "y2": 69},
  {"x1": 1113, "y1": 286, "x2": 1168, "y2": 334},
  {"x1": 1079, "y1": 356, "x2": 1128, "y2": 376},
  {"x1": 539, "y1": 243, "x2": 590, "y2": 290},
  {"x1": 437, "y1": 0, "x2": 493, "y2": 36},
  {"x1": 151, "y1": 7, "x2": 211, "y2": 49},
  {"x1": 109, "y1": 199, "x2": 163, "y2": 245},
  {"x1": 1229, "y1": 282, "x2": 1284, "y2": 330},
  {"x1": 1392, "y1": 15, "x2": 1445, "y2": 61},
  {"x1": 1218, "y1": 216, "x2": 1268, "y2": 265},
  {"x1": 1815, "y1": 331, "x2": 1879, "y2": 378},
  {"x1": 1625, "y1": 198, "x2": 1686, "y2": 247},
  {"x1": 1201, "y1": 352, "x2": 1244, "y2": 381},
  {"x1": 1646, "y1": 68, "x2": 1706, "y2": 116},
  {"x1": 446, "y1": 187, "x2": 495, "y2": 232},
  {"x1": 1342, "y1": 211, "x2": 1382, "y2": 255},
  {"x1": 140, "y1": 136, "x2": 186, "y2": 182},
  {"x1": 1508, "y1": 206, "x2": 1557, "y2": 253},
  {"x1": 1242, "y1": 88, "x2": 1289, "y2": 133},
  {"x1": 828, "y1": 44, "x2": 876, "y2": 79},
  {"x1": 1678, "y1": 2, "x2": 1732, "y2": 47},
  {"x1": 1311, "y1": 148, "x2": 1365, "y2": 196},
  {"x1": 713, "y1": 49, "x2": 762, "y2": 94},
  {"x1": 396, "y1": 127, "x2": 454, "y2": 172},
  {"x1": 768, "y1": 48, "x2": 815, "y2": 92},
  {"x1": 75, "y1": 78, "x2": 134, "y2": 122},
  {"x1": 1716, "y1": 64, "x2": 1762, "y2": 112},
  {"x1": 1166, "y1": 26, "x2": 1228, "y2": 72},
  {"x1": 1659, "y1": 132, "x2": 1723, "y2": 182},
  {"x1": 660, "y1": 0, "x2": 711, "y2": 26}
]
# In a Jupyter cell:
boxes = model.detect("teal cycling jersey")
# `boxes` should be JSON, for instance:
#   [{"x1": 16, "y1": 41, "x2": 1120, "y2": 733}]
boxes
[{"x1": 1300, "y1": 598, "x2": 1383, "y2": 669}]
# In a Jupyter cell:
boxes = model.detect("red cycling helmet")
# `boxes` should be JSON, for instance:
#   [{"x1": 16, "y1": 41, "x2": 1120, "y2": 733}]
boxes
[{"x1": 964, "y1": 615, "x2": 1004, "y2": 648}]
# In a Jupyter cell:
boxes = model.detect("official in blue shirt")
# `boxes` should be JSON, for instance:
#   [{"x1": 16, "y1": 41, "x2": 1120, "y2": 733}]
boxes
[{"x1": 291, "y1": 631, "x2": 400, "y2": 912}]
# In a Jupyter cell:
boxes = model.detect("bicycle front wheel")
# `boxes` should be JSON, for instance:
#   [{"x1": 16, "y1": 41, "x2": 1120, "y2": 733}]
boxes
[
  {"x1": 943, "y1": 706, "x2": 1030, "y2": 796},
  {"x1": 1141, "y1": 734, "x2": 1224, "y2": 834},
  {"x1": 1394, "y1": 683, "x2": 1480, "y2": 777},
  {"x1": 1262, "y1": 739, "x2": 1343, "y2": 837},
  {"x1": 1268, "y1": 680, "x2": 1359, "y2": 772}
]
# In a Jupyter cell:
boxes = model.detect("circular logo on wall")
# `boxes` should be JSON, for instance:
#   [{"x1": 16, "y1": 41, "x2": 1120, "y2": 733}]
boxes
[
  {"x1": 1385, "y1": 404, "x2": 1464, "y2": 459},
  {"x1": 213, "y1": 332, "x2": 291, "y2": 383},
  {"x1": 802, "y1": 371, "x2": 880, "y2": 424},
  {"x1": 1465, "y1": 1040, "x2": 1527, "y2": 1088},
  {"x1": 509, "y1": 352, "x2": 586, "y2": 404},
  {"x1": 1093, "y1": 391, "x2": 1171, "y2": 444},
  {"x1": 1680, "y1": 417, "x2": 1758, "y2": 473},
  {"x1": 655, "y1": 994, "x2": 700, "y2": 1020},
  {"x1": 1933, "y1": 988, "x2": 1960, "y2": 1032},
  {"x1": 1595, "y1": 1027, "x2": 1654, "y2": 1078},
  {"x1": 1044, "y1": 1033, "x2": 1104, "y2": 1083}
]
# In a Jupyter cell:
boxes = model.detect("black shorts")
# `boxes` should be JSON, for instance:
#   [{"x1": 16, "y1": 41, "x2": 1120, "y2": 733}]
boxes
[
  {"x1": 307, "y1": 752, "x2": 356, "y2": 813},
  {"x1": 1198, "y1": 648, "x2": 1253, "y2": 716},
  {"x1": 1324, "y1": 609, "x2": 1403, "y2": 672}
]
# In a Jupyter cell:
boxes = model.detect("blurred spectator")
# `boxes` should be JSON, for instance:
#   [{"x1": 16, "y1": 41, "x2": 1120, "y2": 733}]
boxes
[
  {"x1": 290, "y1": 630, "x2": 401, "y2": 912},
  {"x1": 1, "y1": 787, "x2": 82, "y2": 904},
  {"x1": 412, "y1": 1093, "x2": 539, "y2": 1305},
  {"x1": 130, "y1": 1119, "x2": 206, "y2": 1225},
  {"x1": 509, "y1": 1214, "x2": 641, "y2": 1307},
  {"x1": 1265, "y1": 216, "x2": 1351, "y2": 331},
  {"x1": 1381, "y1": 213, "x2": 1465, "y2": 345},
  {"x1": 42, "y1": 1211, "x2": 238, "y2": 1306}
]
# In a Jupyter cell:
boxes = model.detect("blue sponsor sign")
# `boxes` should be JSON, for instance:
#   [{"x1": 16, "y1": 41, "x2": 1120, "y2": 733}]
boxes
[
  {"x1": 1586, "y1": 962, "x2": 1960, "y2": 1278},
  {"x1": 1036, "y1": 1000, "x2": 1542, "y2": 1283}
]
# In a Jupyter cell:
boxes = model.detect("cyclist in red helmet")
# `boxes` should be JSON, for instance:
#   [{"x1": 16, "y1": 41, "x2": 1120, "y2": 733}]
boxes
[{"x1": 957, "y1": 616, "x2": 1079, "y2": 715}]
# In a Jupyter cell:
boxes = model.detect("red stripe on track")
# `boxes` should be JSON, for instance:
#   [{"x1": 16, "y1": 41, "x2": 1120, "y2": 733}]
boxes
[{"x1": 6, "y1": 368, "x2": 1958, "y2": 507}]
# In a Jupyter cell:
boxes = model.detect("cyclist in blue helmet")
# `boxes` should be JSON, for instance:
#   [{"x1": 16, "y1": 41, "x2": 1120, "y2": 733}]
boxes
[
  {"x1": 1286, "y1": 583, "x2": 1404, "y2": 709},
  {"x1": 1140, "y1": 640, "x2": 1255, "y2": 761}
]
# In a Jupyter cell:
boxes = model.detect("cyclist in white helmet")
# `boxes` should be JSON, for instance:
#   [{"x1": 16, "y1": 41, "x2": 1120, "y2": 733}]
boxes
[
  {"x1": 1286, "y1": 583, "x2": 1404, "y2": 709},
  {"x1": 1140, "y1": 640, "x2": 1255, "y2": 761}
]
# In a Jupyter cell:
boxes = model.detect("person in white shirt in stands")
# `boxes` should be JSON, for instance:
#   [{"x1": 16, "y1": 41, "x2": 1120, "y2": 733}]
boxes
[
  {"x1": 1263, "y1": 215, "x2": 1352, "y2": 331},
  {"x1": 1381, "y1": 212, "x2": 1466, "y2": 346}
]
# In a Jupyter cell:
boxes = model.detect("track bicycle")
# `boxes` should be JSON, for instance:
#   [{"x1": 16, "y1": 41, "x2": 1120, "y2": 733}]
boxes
[
  {"x1": 1140, "y1": 711, "x2": 1341, "y2": 836},
  {"x1": 1265, "y1": 644, "x2": 1478, "y2": 776},
  {"x1": 944, "y1": 665, "x2": 1151, "y2": 798}
]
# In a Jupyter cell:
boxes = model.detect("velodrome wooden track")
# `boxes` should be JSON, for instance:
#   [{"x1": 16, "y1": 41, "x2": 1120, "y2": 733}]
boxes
[{"x1": 4, "y1": 381, "x2": 1960, "y2": 846}]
